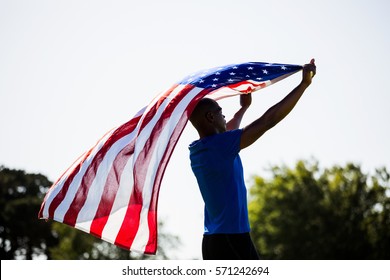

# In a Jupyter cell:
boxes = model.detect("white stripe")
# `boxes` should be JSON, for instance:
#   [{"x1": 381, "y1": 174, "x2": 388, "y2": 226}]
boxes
[
  {"x1": 44, "y1": 108, "x2": 146, "y2": 219},
  {"x1": 75, "y1": 129, "x2": 138, "y2": 228},
  {"x1": 53, "y1": 130, "x2": 114, "y2": 222},
  {"x1": 132, "y1": 84, "x2": 186, "y2": 163},
  {"x1": 100, "y1": 146, "x2": 136, "y2": 243},
  {"x1": 207, "y1": 87, "x2": 242, "y2": 101},
  {"x1": 131, "y1": 86, "x2": 204, "y2": 252},
  {"x1": 134, "y1": 106, "x2": 147, "y2": 118},
  {"x1": 129, "y1": 89, "x2": 171, "y2": 146},
  {"x1": 99, "y1": 85, "x2": 188, "y2": 250},
  {"x1": 40, "y1": 148, "x2": 91, "y2": 218},
  {"x1": 41, "y1": 168, "x2": 75, "y2": 219},
  {"x1": 96, "y1": 109, "x2": 145, "y2": 243}
]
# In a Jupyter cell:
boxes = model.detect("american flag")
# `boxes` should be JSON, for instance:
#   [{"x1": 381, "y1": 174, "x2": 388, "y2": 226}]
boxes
[{"x1": 38, "y1": 62, "x2": 302, "y2": 255}]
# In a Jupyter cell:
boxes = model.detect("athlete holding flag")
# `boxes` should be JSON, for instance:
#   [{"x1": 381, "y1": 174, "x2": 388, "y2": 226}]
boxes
[{"x1": 189, "y1": 59, "x2": 316, "y2": 259}]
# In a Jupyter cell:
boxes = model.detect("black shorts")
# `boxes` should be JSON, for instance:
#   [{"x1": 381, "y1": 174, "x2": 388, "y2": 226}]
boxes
[{"x1": 202, "y1": 232, "x2": 260, "y2": 260}]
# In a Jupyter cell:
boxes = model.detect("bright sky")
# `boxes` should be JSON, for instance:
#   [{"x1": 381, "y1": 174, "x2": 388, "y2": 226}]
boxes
[{"x1": 1, "y1": 0, "x2": 389, "y2": 259}]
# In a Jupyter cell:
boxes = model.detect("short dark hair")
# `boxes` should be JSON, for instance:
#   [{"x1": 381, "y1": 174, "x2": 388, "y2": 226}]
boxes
[{"x1": 189, "y1": 98, "x2": 217, "y2": 125}]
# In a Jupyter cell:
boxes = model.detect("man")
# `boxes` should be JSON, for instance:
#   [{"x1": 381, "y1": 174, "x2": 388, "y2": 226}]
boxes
[{"x1": 188, "y1": 59, "x2": 316, "y2": 260}]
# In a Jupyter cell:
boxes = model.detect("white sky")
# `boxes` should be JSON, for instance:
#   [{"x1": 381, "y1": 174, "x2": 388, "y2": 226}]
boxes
[{"x1": 1, "y1": 0, "x2": 389, "y2": 259}]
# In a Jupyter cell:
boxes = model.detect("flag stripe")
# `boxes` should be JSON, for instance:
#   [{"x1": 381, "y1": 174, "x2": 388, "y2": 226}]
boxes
[
  {"x1": 75, "y1": 132, "x2": 135, "y2": 227},
  {"x1": 88, "y1": 139, "x2": 135, "y2": 238},
  {"x1": 78, "y1": 120, "x2": 141, "y2": 235},
  {"x1": 62, "y1": 116, "x2": 141, "y2": 227},
  {"x1": 42, "y1": 109, "x2": 142, "y2": 222},
  {"x1": 48, "y1": 131, "x2": 114, "y2": 221},
  {"x1": 142, "y1": 90, "x2": 212, "y2": 253},
  {"x1": 130, "y1": 85, "x2": 207, "y2": 252},
  {"x1": 100, "y1": 150, "x2": 136, "y2": 244},
  {"x1": 114, "y1": 84, "x2": 200, "y2": 250},
  {"x1": 113, "y1": 85, "x2": 188, "y2": 249}
]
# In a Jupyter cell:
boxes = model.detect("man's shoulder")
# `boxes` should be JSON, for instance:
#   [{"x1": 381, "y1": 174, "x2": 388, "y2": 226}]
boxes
[
  {"x1": 189, "y1": 129, "x2": 242, "y2": 151},
  {"x1": 217, "y1": 129, "x2": 243, "y2": 141},
  {"x1": 205, "y1": 129, "x2": 242, "y2": 152}
]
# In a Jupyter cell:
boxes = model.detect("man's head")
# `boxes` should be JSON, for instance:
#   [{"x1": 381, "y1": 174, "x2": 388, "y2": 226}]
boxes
[{"x1": 189, "y1": 98, "x2": 226, "y2": 138}]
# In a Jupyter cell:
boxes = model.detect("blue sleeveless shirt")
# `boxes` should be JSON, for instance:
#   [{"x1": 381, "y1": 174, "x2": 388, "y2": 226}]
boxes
[{"x1": 189, "y1": 129, "x2": 250, "y2": 234}]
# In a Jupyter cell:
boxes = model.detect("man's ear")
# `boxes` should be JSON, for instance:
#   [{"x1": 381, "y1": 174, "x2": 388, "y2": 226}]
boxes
[{"x1": 205, "y1": 111, "x2": 214, "y2": 123}]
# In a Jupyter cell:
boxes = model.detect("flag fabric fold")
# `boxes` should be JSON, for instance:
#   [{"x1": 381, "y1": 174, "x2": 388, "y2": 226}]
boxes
[{"x1": 38, "y1": 61, "x2": 302, "y2": 254}]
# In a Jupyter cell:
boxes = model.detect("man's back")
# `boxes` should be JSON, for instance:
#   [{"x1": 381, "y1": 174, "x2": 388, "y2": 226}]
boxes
[{"x1": 189, "y1": 129, "x2": 250, "y2": 234}]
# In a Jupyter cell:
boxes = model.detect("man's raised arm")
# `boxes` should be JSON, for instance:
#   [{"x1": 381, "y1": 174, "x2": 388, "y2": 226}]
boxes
[
  {"x1": 240, "y1": 58, "x2": 316, "y2": 150},
  {"x1": 226, "y1": 93, "x2": 252, "y2": 130}
]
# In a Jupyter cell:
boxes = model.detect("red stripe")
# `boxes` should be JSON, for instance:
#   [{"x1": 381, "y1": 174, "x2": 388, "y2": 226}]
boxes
[
  {"x1": 143, "y1": 210, "x2": 157, "y2": 254},
  {"x1": 138, "y1": 85, "x2": 177, "y2": 132},
  {"x1": 133, "y1": 84, "x2": 196, "y2": 198},
  {"x1": 148, "y1": 88, "x2": 211, "y2": 214},
  {"x1": 227, "y1": 80, "x2": 267, "y2": 93},
  {"x1": 112, "y1": 86, "x2": 180, "y2": 250},
  {"x1": 114, "y1": 203, "x2": 142, "y2": 250},
  {"x1": 89, "y1": 139, "x2": 135, "y2": 238},
  {"x1": 142, "y1": 89, "x2": 212, "y2": 254},
  {"x1": 38, "y1": 145, "x2": 91, "y2": 219},
  {"x1": 46, "y1": 148, "x2": 93, "y2": 219},
  {"x1": 142, "y1": 121, "x2": 187, "y2": 254},
  {"x1": 44, "y1": 127, "x2": 116, "y2": 219},
  {"x1": 114, "y1": 84, "x2": 196, "y2": 249},
  {"x1": 62, "y1": 116, "x2": 141, "y2": 227}
]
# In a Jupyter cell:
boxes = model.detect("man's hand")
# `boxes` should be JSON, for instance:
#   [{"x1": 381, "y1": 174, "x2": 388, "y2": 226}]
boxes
[
  {"x1": 302, "y1": 58, "x2": 316, "y2": 86},
  {"x1": 240, "y1": 93, "x2": 252, "y2": 109}
]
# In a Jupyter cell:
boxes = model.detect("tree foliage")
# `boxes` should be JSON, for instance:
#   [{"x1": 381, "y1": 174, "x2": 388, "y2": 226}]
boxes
[
  {"x1": 0, "y1": 166, "x2": 179, "y2": 260},
  {"x1": 248, "y1": 160, "x2": 390, "y2": 259}
]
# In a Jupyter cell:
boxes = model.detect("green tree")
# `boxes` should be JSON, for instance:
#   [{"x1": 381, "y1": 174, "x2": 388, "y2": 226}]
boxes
[
  {"x1": 0, "y1": 166, "x2": 180, "y2": 259},
  {"x1": 0, "y1": 166, "x2": 55, "y2": 259},
  {"x1": 248, "y1": 160, "x2": 390, "y2": 259}
]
